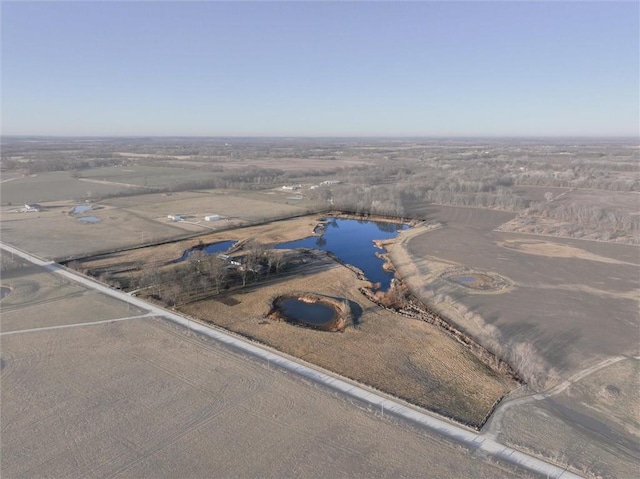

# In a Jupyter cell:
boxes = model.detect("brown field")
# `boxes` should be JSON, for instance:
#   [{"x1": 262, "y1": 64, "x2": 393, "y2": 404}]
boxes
[
  {"x1": 0, "y1": 190, "x2": 322, "y2": 261},
  {"x1": 497, "y1": 358, "x2": 640, "y2": 479},
  {"x1": 101, "y1": 188, "x2": 318, "y2": 224},
  {"x1": 0, "y1": 201, "x2": 188, "y2": 260},
  {"x1": 0, "y1": 263, "x2": 146, "y2": 333},
  {"x1": 390, "y1": 204, "x2": 639, "y2": 478},
  {"x1": 0, "y1": 171, "x2": 127, "y2": 204},
  {"x1": 511, "y1": 185, "x2": 573, "y2": 202},
  {"x1": 557, "y1": 188, "x2": 640, "y2": 213},
  {"x1": 392, "y1": 206, "x2": 639, "y2": 383},
  {"x1": 178, "y1": 253, "x2": 517, "y2": 428},
  {"x1": 0, "y1": 312, "x2": 528, "y2": 478}
]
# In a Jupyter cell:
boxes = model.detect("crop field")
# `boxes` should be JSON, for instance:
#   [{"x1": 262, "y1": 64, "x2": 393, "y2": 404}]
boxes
[
  {"x1": 101, "y1": 188, "x2": 318, "y2": 225},
  {"x1": 392, "y1": 206, "x2": 639, "y2": 383},
  {"x1": 0, "y1": 189, "x2": 322, "y2": 261},
  {"x1": 496, "y1": 357, "x2": 640, "y2": 479},
  {"x1": 0, "y1": 171, "x2": 129, "y2": 205},
  {"x1": 0, "y1": 202, "x2": 189, "y2": 260},
  {"x1": 0, "y1": 262, "x2": 146, "y2": 333},
  {"x1": 76, "y1": 164, "x2": 216, "y2": 187},
  {"x1": 390, "y1": 204, "x2": 639, "y2": 478},
  {"x1": 0, "y1": 309, "x2": 529, "y2": 478}
]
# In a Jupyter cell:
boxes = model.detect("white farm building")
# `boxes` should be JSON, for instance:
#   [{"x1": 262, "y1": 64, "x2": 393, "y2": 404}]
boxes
[{"x1": 205, "y1": 215, "x2": 220, "y2": 221}]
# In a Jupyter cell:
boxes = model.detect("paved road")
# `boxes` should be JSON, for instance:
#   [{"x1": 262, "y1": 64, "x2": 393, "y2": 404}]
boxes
[{"x1": 0, "y1": 241, "x2": 583, "y2": 479}]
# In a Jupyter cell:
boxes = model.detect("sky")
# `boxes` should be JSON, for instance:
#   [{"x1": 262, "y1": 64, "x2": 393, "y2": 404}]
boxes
[{"x1": 2, "y1": 1, "x2": 638, "y2": 137}]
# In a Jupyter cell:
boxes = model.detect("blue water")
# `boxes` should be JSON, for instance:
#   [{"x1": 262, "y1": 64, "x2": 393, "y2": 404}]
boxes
[
  {"x1": 178, "y1": 241, "x2": 236, "y2": 262},
  {"x1": 77, "y1": 216, "x2": 100, "y2": 223},
  {"x1": 456, "y1": 276, "x2": 476, "y2": 284},
  {"x1": 279, "y1": 298, "x2": 336, "y2": 328},
  {"x1": 276, "y1": 217, "x2": 408, "y2": 291},
  {"x1": 72, "y1": 205, "x2": 92, "y2": 214}
]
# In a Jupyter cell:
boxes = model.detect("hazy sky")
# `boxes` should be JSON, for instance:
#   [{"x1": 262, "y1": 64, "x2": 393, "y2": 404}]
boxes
[{"x1": 2, "y1": 1, "x2": 638, "y2": 137}]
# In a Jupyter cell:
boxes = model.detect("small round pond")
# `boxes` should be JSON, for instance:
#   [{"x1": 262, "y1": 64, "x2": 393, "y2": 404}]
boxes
[
  {"x1": 0, "y1": 286, "x2": 11, "y2": 300},
  {"x1": 442, "y1": 270, "x2": 510, "y2": 292},
  {"x1": 77, "y1": 216, "x2": 101, "y2": 223},
  {"x1": 270, "y1": 295, "x2": 344, "y2": 331},
  {"x1": 72, "y1": 205, "x2": 92, "y2": 214}
]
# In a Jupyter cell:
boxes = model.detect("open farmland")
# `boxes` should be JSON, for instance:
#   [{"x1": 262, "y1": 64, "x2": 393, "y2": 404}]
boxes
[
  {"x1": 493, "y1": 358, "x2": 640, "y2": 479},
  {"x1": 71, "y1": 214, "x2": 518, "y2": 428},
  {"x1": 0, "y1": 171, "x2": 130, "y2": 205},
  {"x1": 0, "y1": 263, "x2": 532, "y2": 479},
  {"x1": 2, "y1": 136, "x2": 638, "y2": 478},
  {"x1": 392, "y1": 206, "x2": 639, "y2": 382},
  {"x1": 0, "y1": 189, "x2": 321, "y2": 261},
  {"x1": 0, "y1": 260, "x2": 147, "y2": 333},
  {"x1": 390, "y1": 204, "x2": 639, "y2": 478}
]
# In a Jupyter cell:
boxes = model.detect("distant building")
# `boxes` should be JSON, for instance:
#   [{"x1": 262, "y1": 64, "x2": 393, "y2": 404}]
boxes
[
  {"x1": 167, "y1": 215, "x2": 181, "y2": 222},
  {"x1": 320, "y1": 180, "x2": 341, "y2": 185},
  {"x1": 24, "y1": 203, "x2": 41, "y2": 212},
  {"x1": 282, "y1": 185, "x2": 301, "y2": 190},
  {"x1": 205, "y1": 215, "x2": 220, "y2": 221}
]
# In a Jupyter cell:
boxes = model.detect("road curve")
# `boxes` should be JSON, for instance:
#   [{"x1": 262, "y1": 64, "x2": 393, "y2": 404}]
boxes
[{"x1": 0, "y1": 241, "x2": 583, "y2": 479}]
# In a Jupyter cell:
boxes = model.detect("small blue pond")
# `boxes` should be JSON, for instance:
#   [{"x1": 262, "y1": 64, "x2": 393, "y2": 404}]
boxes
[
  {"x1": 278, "y1": 298, "x2": 337, "y2": 329},
  {"x1": 77, "y1": 216, "x2": 100, "y2": 223},
  {"x1": 178, "y1": 241, "x2": 236, "y2": 262},
  {"x1": 0, "y1": 286, "x2": 10, "y2": 300},
  {"x1": 72, "y1": 205, "x2": 92, "y2": 214},
  {"x1": 276, "y1": 217, "x2": 408, "y2": 291},
  {"x1": 456, "y1": 276, "x2": 476, "y2": 284}
]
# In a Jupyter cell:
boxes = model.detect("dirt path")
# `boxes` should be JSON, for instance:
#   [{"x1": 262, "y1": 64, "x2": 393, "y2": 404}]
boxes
[{"x1": 483, "y1": 355, "x2": 629, "y2": 439}]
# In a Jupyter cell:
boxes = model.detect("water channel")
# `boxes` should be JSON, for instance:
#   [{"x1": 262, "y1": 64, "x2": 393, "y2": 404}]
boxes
[{"x1": 276, "y1": 217, "x2": 408, "y2": 291}]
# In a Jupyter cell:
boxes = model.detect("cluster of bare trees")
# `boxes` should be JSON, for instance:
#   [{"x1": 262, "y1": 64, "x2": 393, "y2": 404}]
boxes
[
  {"x1": 136, "y1": 247, "x2": 290, "y2": 307},
  {"x1": 527, "y1": 200, "x2": 640, "y2": 243}
]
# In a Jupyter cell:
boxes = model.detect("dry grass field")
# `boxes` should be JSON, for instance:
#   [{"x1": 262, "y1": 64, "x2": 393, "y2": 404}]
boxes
[
  {"x1": 0, "y1": 171, "x2": 127, "y2": 204},
  {"x1": 0, "y1": 313, "x2": 529, "y2": 478},
  {"x1": 0, "y1": 201, "x2": 188, "y2": 260},
  {"x1": 497, "y1": 357, "x2": 640, "y2": 479},
  {"x1": 392, "y1": 206, "x2": 639, "y2": 384},
  {"x1": 0, "y1": 262, "x2": 146, "y2": 333},
  {"x1": 389, "y1": 204, "x2": 639, "y2": 478},
  {"x1": 101, "y1": 188, "x2": 316, "y2": 225},
  {"x1": 179, "y1": 255, "x2": 517, "y2": 428},
  {"x1": 0, "y1": 190, "x2": 321, "y2": 260}
]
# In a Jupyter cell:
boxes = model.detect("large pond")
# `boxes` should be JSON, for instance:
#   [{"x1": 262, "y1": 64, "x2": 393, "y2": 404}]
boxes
[
  {"x1": 178, "y1": 241, "x2": 236, "y2": 262},
  {"x1": 277, "y1": 298, "x2": 337, "y2": 330},
  {"x1": 276, "y1": 217, "x2": 408, "y2": 291}
]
